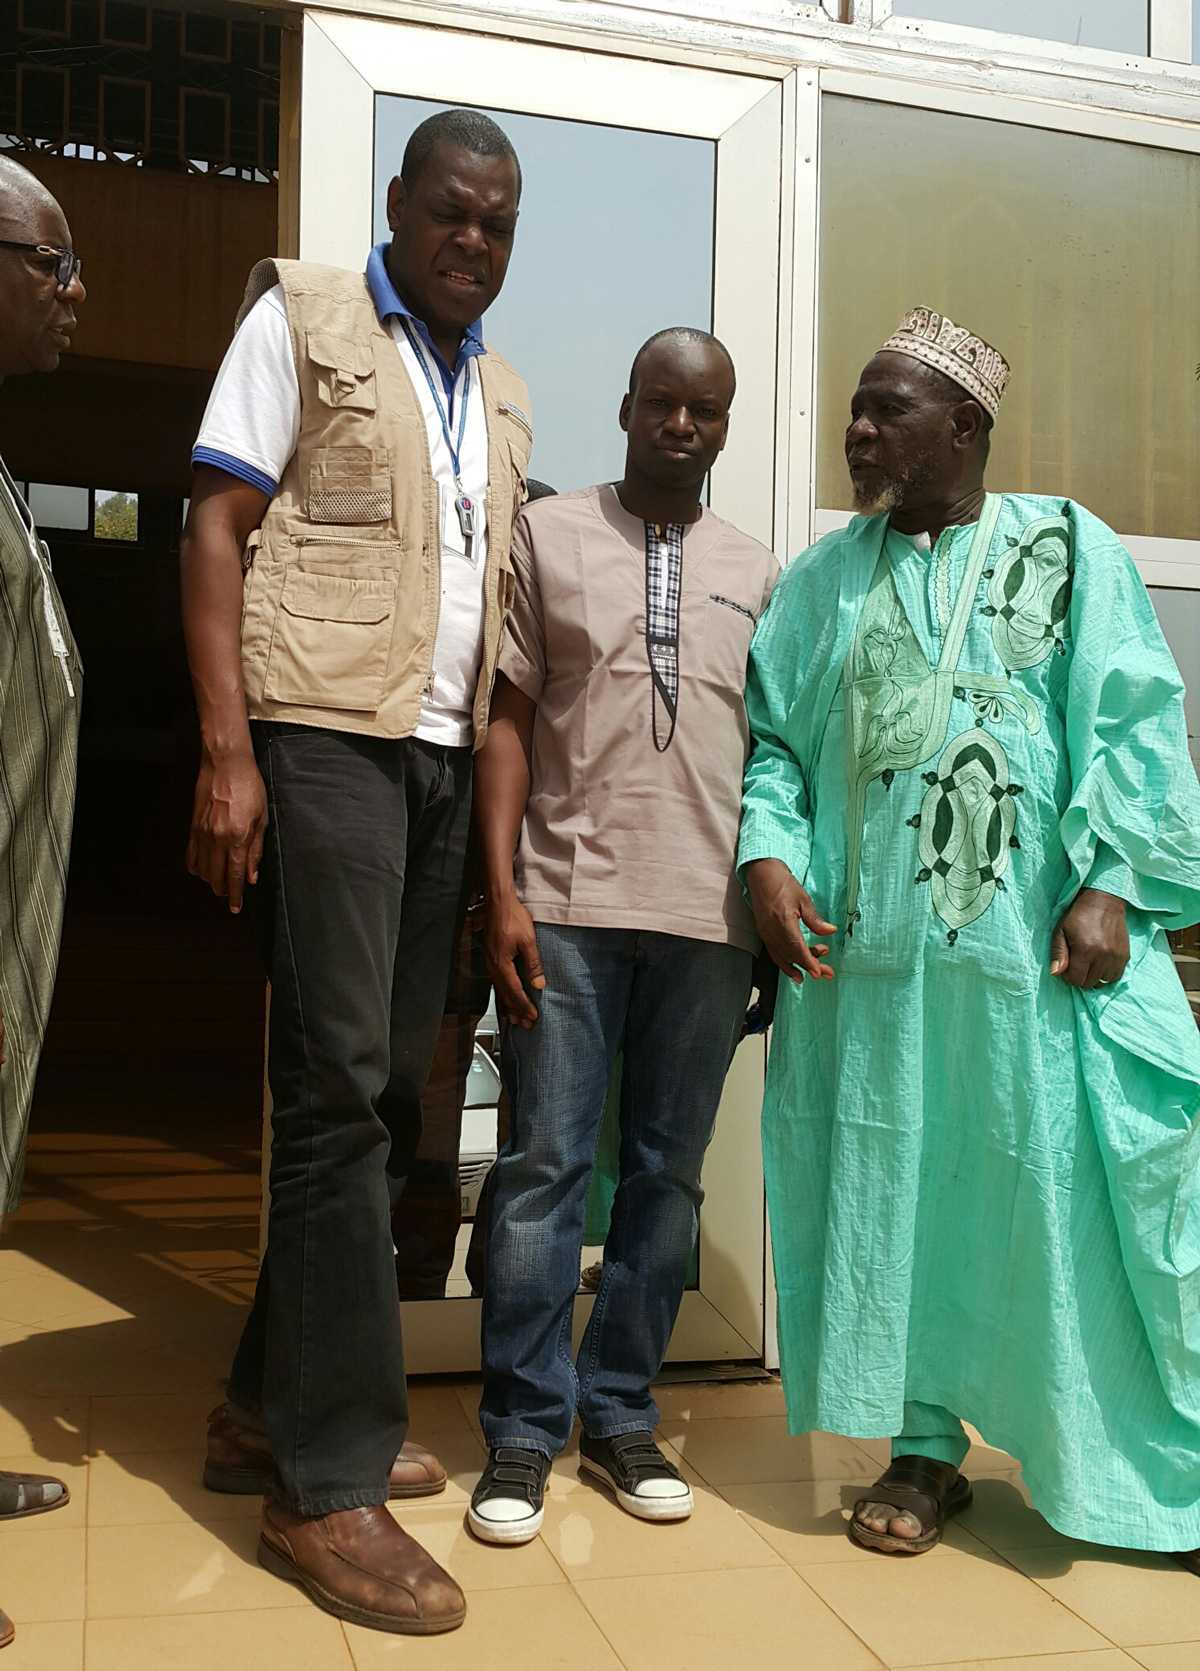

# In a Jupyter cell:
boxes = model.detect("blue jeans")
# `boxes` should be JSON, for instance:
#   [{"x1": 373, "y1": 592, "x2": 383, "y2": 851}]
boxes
[{"x1": 479, "y1": 925, "x2": 753, "y2": 1456}]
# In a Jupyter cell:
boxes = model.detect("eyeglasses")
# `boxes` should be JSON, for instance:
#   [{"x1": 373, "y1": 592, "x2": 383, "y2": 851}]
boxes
[{"x1": 0, "y1": 240, "x2": 82, "y2": 290}]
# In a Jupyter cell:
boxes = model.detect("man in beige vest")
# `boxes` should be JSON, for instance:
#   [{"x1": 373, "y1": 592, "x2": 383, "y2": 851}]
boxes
[{"x1": 180, "y1": 109, "x2": 531, "y2": 1635}]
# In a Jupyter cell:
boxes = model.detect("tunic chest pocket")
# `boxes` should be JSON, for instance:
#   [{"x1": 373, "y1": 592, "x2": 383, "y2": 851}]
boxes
[
  {"x1": 264, "y1": 566, "x2": 397, "y2": 712},
  {"x1": 699, "y1": 592, "x2": 758, "y2": 686},
  {"x1": 307, "y1": 446, "x2": 392, "y2": 526},
  {"x1": 307, "y1": 331, "x2": 378, "y2": 413}
]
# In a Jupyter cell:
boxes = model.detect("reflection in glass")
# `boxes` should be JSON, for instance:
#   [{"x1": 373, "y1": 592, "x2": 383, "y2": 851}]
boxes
[
  {"x1": 817, "y1": 96, "x2": 1200, "y2": 539},
  {"x1": 1149, "y1": 587, "x2": 1200, "y2": 773},
  {"x1": 374, "y1": 94, "x2": 714, "y2": 496},
  {"x1": 374, "y1": 97, "x2": 717, "y2": 1299},
  {"x1": 892, "y1": 0, "x2": 1149, "y2": 53}
]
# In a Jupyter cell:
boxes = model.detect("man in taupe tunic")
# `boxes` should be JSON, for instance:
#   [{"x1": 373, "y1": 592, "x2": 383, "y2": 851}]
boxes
[{"x1": 0, "y1": 154, "x2": 86, "y2": 1655}]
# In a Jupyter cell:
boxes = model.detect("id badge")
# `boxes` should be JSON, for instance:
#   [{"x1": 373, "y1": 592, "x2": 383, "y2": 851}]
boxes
[{"x1": 442, "y1": 481, "x2": 485, "y2": 565}]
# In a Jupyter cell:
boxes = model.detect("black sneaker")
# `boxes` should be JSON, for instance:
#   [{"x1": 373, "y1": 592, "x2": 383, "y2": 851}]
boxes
[
  {"x1": 468, "y1": 1446, "x2": 551, "y2": 1545},
  {"x1": 579, "y1": 1430, "x2": 694, "y2": 1521}
]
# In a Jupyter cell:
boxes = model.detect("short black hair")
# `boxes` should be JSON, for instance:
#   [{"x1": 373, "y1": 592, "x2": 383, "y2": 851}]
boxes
[
  {"x1": 526, "y1": 478, "x2": 556, "y2": 502},
  {"x1": 401, "y1": 108, "x2": 522, "y2": 198},
  {"x1": 628, "y1": 326, "x2": 736, "y2": 398}
]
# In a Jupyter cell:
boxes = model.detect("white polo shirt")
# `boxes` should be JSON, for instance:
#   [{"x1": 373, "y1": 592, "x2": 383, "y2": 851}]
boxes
[{"x1": 193, "y1": 280, "x2": 491, "y2": 748}]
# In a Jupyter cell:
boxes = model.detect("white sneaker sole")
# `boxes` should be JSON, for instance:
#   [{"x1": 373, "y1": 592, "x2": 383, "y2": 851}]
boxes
[
  {"x1": 579, "y1": 1456, "x2": 694, "y2": 1521},
  {"x1": 467, "y1": 1502, "x2": 544, "y2": 1545}
]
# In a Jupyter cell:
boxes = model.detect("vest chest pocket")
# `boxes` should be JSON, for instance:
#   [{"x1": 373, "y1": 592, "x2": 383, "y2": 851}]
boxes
[
  {"x1": 307, "y1": 331, "x2": 378, "y2": 413},
  {"x1": 307, "y1": 446, "x2": 392, "y2": 525},
  {"x1": 264, "y1": 566, "x2": 397, "y2": 712}
]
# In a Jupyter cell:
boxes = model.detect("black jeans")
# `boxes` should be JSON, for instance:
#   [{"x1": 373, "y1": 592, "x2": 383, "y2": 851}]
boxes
[{"x1": 228, "y1": 722, "x2": 472, "y2": 1515}]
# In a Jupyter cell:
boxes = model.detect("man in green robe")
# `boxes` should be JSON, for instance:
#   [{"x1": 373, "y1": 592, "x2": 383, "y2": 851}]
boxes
[
  {"x1": 739, "y1": 306, "x2": 1200, "y2": 1563},
  {"x1": 0, "y1": 156, "x2": 86, "y2": 1650}
]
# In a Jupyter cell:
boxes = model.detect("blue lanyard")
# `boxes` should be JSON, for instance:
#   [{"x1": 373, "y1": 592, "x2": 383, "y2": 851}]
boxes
[{"x1": 401, "y1": 319, "x2": 471, "y2": 487}]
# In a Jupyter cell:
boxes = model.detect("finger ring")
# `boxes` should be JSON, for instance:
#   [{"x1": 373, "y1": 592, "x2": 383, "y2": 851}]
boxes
[{"x1": 1097, "y1": 977, "x2": 1112, "y2": 986}]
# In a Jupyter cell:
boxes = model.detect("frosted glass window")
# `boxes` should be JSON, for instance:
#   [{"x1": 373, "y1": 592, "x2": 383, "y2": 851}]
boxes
[
  {"x1": 1150, "y1": 588, "x2": 1200, "y2": 773},
  {"x1": 817, "y1": 97, "x2": 1200, "y2": 539},
  {"x1": 892, "y1": 1, "x2": 1149, "y2": 52},
  {"x1": 28, "y1": 483, "x2": 88, "y2": 531},
  {"x1": 374, "y1": 96, "x2": 714, "y2": 497}
]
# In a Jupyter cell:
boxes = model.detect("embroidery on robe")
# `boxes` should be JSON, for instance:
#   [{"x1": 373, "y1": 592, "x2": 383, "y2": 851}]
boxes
[
  {"x1": 914, "y1": 729, "x2": 1024, "y2": 940},
  {"x1": 983, "y1": 513, "x2": 1073, "y2": 670}
]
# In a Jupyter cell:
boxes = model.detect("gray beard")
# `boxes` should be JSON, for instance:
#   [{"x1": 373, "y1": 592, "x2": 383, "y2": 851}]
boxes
[
  {"x1": 851, "y1": 476, "x2": 904, "y2": 515},
  {"x1": 850, "y1": 447, "x2": 937, "y2": 516}
]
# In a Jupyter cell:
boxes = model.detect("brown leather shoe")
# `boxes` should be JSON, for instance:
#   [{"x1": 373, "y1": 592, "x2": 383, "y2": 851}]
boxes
[
  {"x1": 258, "y1": 1500, "x2": 466, "y2": 1633},
  {"x1": 0, "y1": 1606, "x2": 14, "y2": 1651},
  {"x1": 203, "y1": 1405, "x2": 447, "y2": 1500}
]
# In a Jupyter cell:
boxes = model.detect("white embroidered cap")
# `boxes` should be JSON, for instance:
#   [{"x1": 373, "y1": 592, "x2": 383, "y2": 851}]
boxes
[{"x1": 880, "y1": 307, "x2": 1010, "y2": 420}]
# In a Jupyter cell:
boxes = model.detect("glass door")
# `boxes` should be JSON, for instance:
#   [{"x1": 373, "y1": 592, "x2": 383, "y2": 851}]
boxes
[{"x1": 294, "y1": 7, "x2": 809, "y2": 1371}]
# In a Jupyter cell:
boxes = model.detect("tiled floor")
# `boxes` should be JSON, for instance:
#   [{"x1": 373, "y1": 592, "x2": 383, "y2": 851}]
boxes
[{"x1": 3, "y1": 1105, "x2": 1200, "y2": 1669}]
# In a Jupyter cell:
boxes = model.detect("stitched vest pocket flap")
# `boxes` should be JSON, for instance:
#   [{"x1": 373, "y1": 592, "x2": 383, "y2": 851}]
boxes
[
  {"x1": 264, "y1": 568, "x2": 397, "y2": 711},
  {"x1": 307, "y1": 331, "x2": 377, "y2": 411},
  {"x1": 279, "y1": 569, "x2": 394, "y2": 624},
  {"x1": 307, "y1": 331, "x2": 374, "y2": 377}
]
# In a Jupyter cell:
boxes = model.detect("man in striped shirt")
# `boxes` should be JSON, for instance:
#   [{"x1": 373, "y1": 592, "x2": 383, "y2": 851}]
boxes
[{"x1": 0, "y1": 154, "x2": 86, "y2": 1654}]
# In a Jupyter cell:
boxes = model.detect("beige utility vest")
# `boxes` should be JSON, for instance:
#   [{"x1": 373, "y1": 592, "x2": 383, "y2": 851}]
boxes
[{"x1": 236, "y1": 259, "x2": 532, "y2": 748}]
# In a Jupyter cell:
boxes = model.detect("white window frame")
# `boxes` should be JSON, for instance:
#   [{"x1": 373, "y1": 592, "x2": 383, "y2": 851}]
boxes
[
  {"x1": 273, "y1": 2, "x2": 1200, "y2": 577},
  {"x1": 852, "y1": 0, "x2": 1192, "y2": 64}
]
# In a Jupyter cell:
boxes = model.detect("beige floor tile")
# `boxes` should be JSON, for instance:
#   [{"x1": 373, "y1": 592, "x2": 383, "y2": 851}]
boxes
[
  {"x1": 452, "y1": 1381, "x2": 484, "y2": 1436},
  {"x1": 411, "y1": 1426, "x2": 488, "y2": 1508},
  {"x1": 85, "y1": 1608, "x2": 355, "y2": 1670},
  {"x1": 87, "y1": 1517, "x2": 307, "y2": 1617},
  {"x1": 660, "y1": 1418, "x2": 870, "y2": 1486},
  {"x1": 652, "y1": 1379, "x2": 787, "y2": 1423},
  {"x1": 0, "y1": 1272, "x2": 131, "y2": 1327},
  {"x1": 541, "y1": 1475, "x2": 782, "y2": 1580},
  {"x1": 0, "y1": 1453, "x2": 87, "y2": 1531},
  {"x1": 960, "y1": 1472, "x2": 1083, "y2": 1553},
  {"x1": 721, "y1": 1476, "x2": 993, "y2": 1566},
  {"x1": 87, "y1": 1451, "x2": 260, "y2": 1527},
  {"x1": 386, "y1": 1502, "x2": 565, "y2": 1590},
  {"x1": 0, "y1": 1526, "x2": 86, "y2": 1622},
  {"x1": 802, "y1": 1542, "x2": 1108, "y2": 1666},
  {"x1": 406, "y1": 1379, "x2": 477, "y2": 1437},
  {"x1": 902, "y1": 1655, "x2": 1141, "y2": 1671},
  {"x1": 0, "y1": 1620, "x2": 83, "y2": 1670},
  {"x1": 1011, "y1": 1547, "x2": 1200, "y2": 1648},
  {"x1": 1129, "y1": 1646, "x2": 1200, "y2": 1669},
  {"x1": 575, "y1": 1565, "x2": 882, "y2": 1670},
  {"x1": 0, "y1": 1394, "x2": 89, "y2": 1460},
  {"x1": 90, "y1": 1392, "x2": 220, "y2": 1455},
  {"x1": 346, "y1": 1583, "x2": 623, "y2": 1669}
]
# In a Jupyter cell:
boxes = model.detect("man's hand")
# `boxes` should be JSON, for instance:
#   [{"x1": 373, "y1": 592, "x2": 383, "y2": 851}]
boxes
[
  {"x1": 745, "y1": 858, "x2": 837, "y2": 984},
  {"x1": 485, "y1": 891, "x2": 545, "y2": 1029},
  {"x1": 1050, "y1": 887, "x2": 1129, "y2": 990},
  {"x1": 186, "y1": 747, "x2": 268, "y2": 915}
]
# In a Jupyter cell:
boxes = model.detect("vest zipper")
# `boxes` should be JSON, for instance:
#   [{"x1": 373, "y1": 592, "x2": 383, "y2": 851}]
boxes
[{"x1": 295, "y1": 534, "x2": 394, "y2": 549}]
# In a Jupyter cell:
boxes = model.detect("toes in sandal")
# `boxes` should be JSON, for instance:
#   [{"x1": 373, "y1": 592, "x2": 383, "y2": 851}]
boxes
[{"x1": 849, "y1": 1454, "x2": 972, "y2": 1556}]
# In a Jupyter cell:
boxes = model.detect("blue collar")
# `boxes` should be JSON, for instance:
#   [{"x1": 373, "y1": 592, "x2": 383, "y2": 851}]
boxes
[{"x1": 365, "y1": 241, "x2": 485, "y2": 401}]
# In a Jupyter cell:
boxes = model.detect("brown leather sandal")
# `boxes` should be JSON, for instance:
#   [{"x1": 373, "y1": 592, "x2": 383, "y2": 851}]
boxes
[
  {"x1": 0, "y1": 1470, "x2": 70, "y2": 1521},
  {"x1": 0, "y1": 1607, "x2": 14, "y2": 1650},
  {"x1": 849, "y1": 1454, "x2": 972, "y2": 1555}
]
